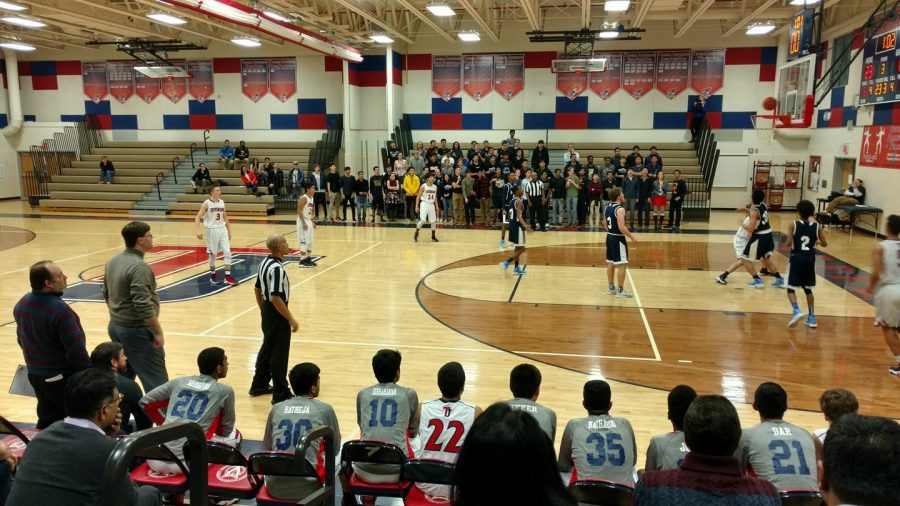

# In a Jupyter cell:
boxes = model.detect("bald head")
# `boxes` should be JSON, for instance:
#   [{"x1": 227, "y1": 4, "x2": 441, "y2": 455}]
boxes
[{"x1": 266, "y1": 234, "x2": 284, "y2": 253}]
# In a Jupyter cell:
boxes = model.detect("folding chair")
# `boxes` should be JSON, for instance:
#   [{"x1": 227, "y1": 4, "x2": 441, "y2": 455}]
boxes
[
  {"x1": 0, "y1": 415, "x2": 37, "y2": 459},
  {"x1": 400, "y1": 459, "x2": 455, "y2": 506},
  {"x1": 129, "y1": 443, "x2": 190, "y2": 502},
  {"x1": 251, "y1": 425, "x2": 336, "y2": 506},
  {"x1": 184, "y1": 441, "x2": 261, "y2": 501},
  {"x1": 340, "y1": 440, "x2": 407, "y2": 503},
  {"x1": 779, "y1": 490, "x2": 824, "y2": 506},
  {"x1": 568, "y1": 479, "x2": 635, "y2": 506}
]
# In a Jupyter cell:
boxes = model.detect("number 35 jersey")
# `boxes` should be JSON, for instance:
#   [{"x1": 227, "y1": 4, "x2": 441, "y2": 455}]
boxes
[
  {"x1": 356, "y1": 382, "x2": 419, "y2": 458},
  {"x1": 557, "y1": 414, "x2": 638, "y2": 487},
  {"x1": 739, "y1": 420, "x2": 818, "y2": 491}
]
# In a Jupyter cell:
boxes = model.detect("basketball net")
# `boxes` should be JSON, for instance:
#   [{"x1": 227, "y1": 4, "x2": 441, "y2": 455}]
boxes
[{"x1": 751, "y1": 114, "x2": 775, "y2": 148}]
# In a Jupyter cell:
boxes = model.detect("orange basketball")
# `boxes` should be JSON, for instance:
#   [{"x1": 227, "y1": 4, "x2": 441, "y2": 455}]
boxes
[{"x1": 762, "y1": 96, "x2": 777, "y2": 111}]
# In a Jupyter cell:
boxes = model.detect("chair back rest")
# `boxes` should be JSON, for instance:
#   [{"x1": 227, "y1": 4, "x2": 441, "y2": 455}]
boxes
[
  {"x1": 134, "y1": 443, "x2": 190, "y2": 476},
  {"x1": 779, "y1": 490, "x2": 824, "y2": 506},
  {"x1": 190, "y1": 441, "x2": 247, "y2": 467},
  {"x1": 400, "y1": 459, "x2": 455, "y2": 486},
  {"x1": 248, "y1": 452, "x2": 317, "y2": 477},
  {"x1": 0, "y1": 415, "x2": 31, "y2": 443},
  {"x1": 569, "y1": 479, "x2": 634, "y2": 506},
  {"x1": 340, "y1": 440, "x2": 405, "y2": 466}
]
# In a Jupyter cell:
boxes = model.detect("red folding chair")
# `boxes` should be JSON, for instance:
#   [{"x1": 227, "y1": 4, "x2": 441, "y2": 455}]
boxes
[
  {"x1": 340, "y1": 440, "x2": 407, "y2": 504},
  {"x1": 186, "y1": 441, "x2": 261, "y2": 501},
  {"x1": 129, "y1": 443, "x2": 190, "y2": 504},
  {"x1": 252, "y1": 425, "x2": 337, "y2": 506},
  {"x1": 0, "y1": 415, "x2": 39, "y2": 459}
]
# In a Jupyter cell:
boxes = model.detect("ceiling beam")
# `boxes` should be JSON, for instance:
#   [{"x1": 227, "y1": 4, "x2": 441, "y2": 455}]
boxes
[
  {"x1": 581, "y1": 0, "x2": 591, "y2": 29},
  {"x1": 520, "y1": 0, "x2": 541, "y2": 30},
  {"x1": 330, "y1": 0, "x2": 414, "y2": 44},
  {"x1": 633, "y1": 0, "x2": 655, "y2": 28},
  {"x1": 721, "y1": 0, "x2": 779, "y2": 38},
  {"x1": 457, "y1": 0, "x2": 500, "y2": 41},
  {"x1": 0, "y1": 30, "x2": 96, "y2": 49},
  {"x1": 644, "y1": 7, "x2": 799, "y2": 21},
  {"x1": 129, "y1": 0, "x2": 274, "y2": 46},
  {"x1": 675, "y1": 0, "x2": 717, "y2": 37},
  {"x1": 16, "y1": 0, "x2": 163, "y2": 38},
  {"x1": 392, "y1": 0, "x2": 455, "y2": 42}
]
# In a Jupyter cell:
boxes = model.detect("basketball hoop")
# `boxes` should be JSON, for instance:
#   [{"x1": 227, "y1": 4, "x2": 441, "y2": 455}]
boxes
[{"x1": 751, "y1": 114, "x2": 776, "y2": 147}]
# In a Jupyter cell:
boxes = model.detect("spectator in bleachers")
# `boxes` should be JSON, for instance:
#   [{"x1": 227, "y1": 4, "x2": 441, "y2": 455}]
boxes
[
  {"x1": 414, "y1": 141, "x2": 425, "y2": 157},
  {"x1": 289, "y1": 161, "x2": 304, "y2": 196},
  {"x1": 588, "y1": 173, "x2": 605, "y2": 228},
  {"x1": 369, "y1": 166, "x2": 383, "y2": 223},
  {"x1": 190, "y1": 162, "x2": 213, "y2": 194},
  {"x1": 504, "y1": 364, "x2": 557, "y2": 441},
  {"x1": 393, "y1": 152, "x2": 408, "y2": 177},
  {"x1": 652, "y1": 172, "x2": 669, "y2": 231},
  {"x1": 819, "y1": 414, "x2": 900, "y2": 506},
  {"x1": 497, "y1": 140, "x2": 511, "y2": 161},
  {"x1": 6, "y1": 368, "x2": 163, "y2": 506},
  {"x1": 438, "y1": 138, "x2": 450, "y2": 157},
  {"x1": 263, "y1": 363, "x2": 341, "y2": 502},
  {"x1": 648, "y1": 146, "x2": 663, "y2": 167},
  {"x1": 219, "y1": 139, "x2": 235, "y2": 170},
  {"x1": 739, "y1": 382, "x2": 818, "y2": 492},
  {"x1": 387, "y1": 141, "x2": 401, "y2": 168},
  {"x1": 644, "y1": 385, "x2": 696, "y2": 472},
  {"x1": 410, "y1": 150, "x2": 424, "y2": 175},
  {"x1": 453, "y1": 402, "x2": 577, "y2": 506},
  {"x1": 603, "y1": 156, "x2": 615, "y2": 176},
  {"x1": 240, "y1": 166, "x2": 258, "y2": 195},
  {"x1": 565, "y1": 167, "x2": 580, "y2": 227},
  {"x1": 506, "y1": 129, "x2": 519, "y2": 147},
  {"x1": 611, "y1": 147, "x2": 622, "y2": 168},
  {"x1": 637, "y1": 168, "x2": 653, "y2": 230},
  {"x1": 814, "y1": 388, "x2": 858, "y2": 444},
  {"x1": 450, "y1": 141, "x2": 464, "y2": 161},
  {"x1": 326, "y1": 164, "x2": 342, "y2": 222},
  {"x1": 140, "y1": 347, "x2": 240, "y2": 475},
  {"x1": 0, "y1": 440, "x2": 14, "y2": 505},
  {"x1": 585, "y1": 155, "x2": 599, "y2": 176},
  {"x1": 475, "y1": 168, "x2": 492, "y2": 226},
  {"x1": 425, "y1": 139, "x2": 438, "y2": 159},
  {"x1": 627, "y1": 145, "x2": 642, "y2": 168},
  {"x1": 439, "y1": 173, "x2": 453, "y2": 224},
  {"x1": 385, "y1": 172, "x2": 401, "y2": 222},
  {"x1": 558, "y1": 380, "x2": 638, "y2": 487},
  {"x1": 490, "y1": 168, "x2": 504, "y2": 225},
  {"x1": 99, "y1": 155, "x2": 115, "y2": 184},
  {"x1": 467, "y1": 140, "x2": 480, "y2": 160},
  {"x1": 249, "y1": 157, "x2": 261, "y2": 173},
  {"x1": 602, "y1": 170, "x2": 618, "y2": 210},
  {"x1": 354, "y1": 170, "x2": 369, "y2": 224},
  {"x1": 690, "y1": 98, "x2": 706, "y2": 143},
  {"x1": 536, "y1": 159, "x2": 550, "y2": 179},
  {"x1": 426, "y1": 153, "x2": 440, "y2": 177},
  {"x1": 531, "y1": 139, "x2": 550, "y2": 169},
  {"x1": 550, "y1": 168, "x2": 565, "y2": 226},
  {"x1": 403, "y1": 167, "x2": 420, "y2": 221},
  {"x1": 512, "y1": 148, "x2": 526, "y2": 172},
  {"x1": 234, "y1": 140, "x2": 250, "y2": 164},
  {"x1": 462, "y1": 169, "x2": 477, "y2": 227},
  {"x1": 616, "y1": 156, "x2": 628, "y2": 184},
  {"x1": 622, "y1": 168, "x2": 639, "y2": 228},
  {"x1": 273, "y1": 163, "x2": 285, "y2": 195},
  {"x1": 340, "y1": 166, "x2": 356, "y2": 222},
  {"x1": 631, "y1": 155, "x2": 645, "y2": 174},
  {"x1": 634, "y1": 395, "x2": 779, "y2": 505},
  {"x1": 451, "y1": 167, "x2": 465, "y2": 225},
  {"x1": 577, "y1": 167, "x2": 590, "y2": 226},
  {"x1": 255, "y1": 164, "x2": 269, "y2": 192},
  {"x1": 668, "y1": 169, "x2": 688, "y2": 231},
  {"x1": 308, "y1": 164, "x2": 328, "y2": 219},
  {"x1": 645, "y1": 155, "x2": 662, "y2": 177},
  {"x1": 14, "y1": 260, "x2": 90, "y2": 429},
  {"x1": 539, "y1": 171, "x2": 551, "y2": 230},
  {"x1": 354, "y1": 350, "x2": 419, "y2": 483},
  {"x1": 90, "y1": 341, "x2": 152, "y2": 434},
  {"x1": 563, "y1": 143, "x2": 579, "y2": 165}
]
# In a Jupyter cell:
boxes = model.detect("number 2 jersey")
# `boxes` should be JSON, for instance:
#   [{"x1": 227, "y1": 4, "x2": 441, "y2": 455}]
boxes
[
  {"x1": 140, "y1": 374, "x2": 236, "y2": 459},
  {"x1": 557, "y1": 414, "x2": 637, "y2": 487},
  {"x1": 412, "y1": 398, "x2": 477, "y2": 500},
  {"x1": 356, "y1": 381, "x2": 419, "y2": 473},
  {"x1": 739, "y1": 420, "x2": 817, "y2": 491}
]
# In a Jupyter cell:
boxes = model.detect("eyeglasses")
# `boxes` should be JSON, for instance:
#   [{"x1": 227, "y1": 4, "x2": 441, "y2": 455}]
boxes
[{"x1": 104, "y1": 393, "x2": 124, "y2": 408}]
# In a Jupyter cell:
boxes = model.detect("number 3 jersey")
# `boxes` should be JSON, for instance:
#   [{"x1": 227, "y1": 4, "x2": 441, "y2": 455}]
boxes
[
  {"x1": 739, "y1": 420, "x2": 818, "y2": 491},
  {"x1": 412, "y1": 398, "x2": 477, "y2": 500},
  {"x1": 557, "y1": 414, "x2": 638, "y2": 487},
  {"x1": 140, "y1": 374, "x2": 236, "y2": 459}
]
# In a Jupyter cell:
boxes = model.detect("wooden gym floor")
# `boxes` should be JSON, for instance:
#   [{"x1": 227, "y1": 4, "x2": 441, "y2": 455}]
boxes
[{"x1": 0, "y1": 199, "x2": 895, "y2": 466}]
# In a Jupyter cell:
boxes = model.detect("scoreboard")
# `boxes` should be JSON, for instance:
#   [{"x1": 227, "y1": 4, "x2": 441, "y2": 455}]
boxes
[{"x1": 859, "y1": 29, "x2": 900, "y2": 105}]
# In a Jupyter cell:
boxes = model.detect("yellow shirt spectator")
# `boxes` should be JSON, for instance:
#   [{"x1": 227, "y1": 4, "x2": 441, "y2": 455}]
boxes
[{"x1": 403, "y1": 173, "x2": 421, "y2": 196}]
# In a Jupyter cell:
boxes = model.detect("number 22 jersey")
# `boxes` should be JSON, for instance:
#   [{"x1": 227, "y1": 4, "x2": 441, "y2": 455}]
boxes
[{"x1": 413, "y1": 398, "x2": 477, "y2": 500}]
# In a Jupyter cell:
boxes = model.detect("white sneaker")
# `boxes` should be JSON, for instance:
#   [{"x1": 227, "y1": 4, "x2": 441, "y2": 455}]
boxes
[
  {"x1": 606, "y1": 286, "x2": 617, "y2": 295},
  {"x1": 616, "y1": 290, "x2": 634, "y2": 299}
]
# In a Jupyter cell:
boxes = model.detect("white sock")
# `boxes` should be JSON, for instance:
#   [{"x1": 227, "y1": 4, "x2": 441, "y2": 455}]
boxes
[{"x1": 894, "y1": 354, "x2": 900, "y2": 363}]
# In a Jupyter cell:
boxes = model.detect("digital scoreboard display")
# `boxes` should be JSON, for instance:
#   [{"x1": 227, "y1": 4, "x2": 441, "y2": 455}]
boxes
[
  {"x1": 788, "y1": 10, "x2": 814, "y2": 60},
  {"x1": 860, "y1": 28, "x2": 900, "y2": 105}
]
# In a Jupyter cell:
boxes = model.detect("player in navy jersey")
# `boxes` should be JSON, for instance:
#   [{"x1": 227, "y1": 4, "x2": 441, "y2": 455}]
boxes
[
  {"x1": 499, "y1": 172, "x2": 518, "y2": 249},
  {"x1": 500, "y1": 185, "x2": 530, "y2": 275},
  {"x1": 605, "y1": 188, "x2": 637, "y2": 298},
  {"x1": 716, "y1": 189, "x2": 783, "y2": 288},
  {"x1": 784, "y1": 200, "x2": 828, "y2": 329}
]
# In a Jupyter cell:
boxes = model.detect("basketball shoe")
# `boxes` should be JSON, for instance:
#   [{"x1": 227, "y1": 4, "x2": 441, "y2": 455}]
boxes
[
  {"x1": 788, "y1": 310, "x2": 804, "y2": 328},
  {"x1": 804, "y1": 315, "x2": 818, "y2": 328},
  {"x1": 616, "y1": 289, "x2": 633, "y2": 298},
  {"x1": 771, "y1": 278, "x2": 785, "y2": 288},
  {"x1": 224, "y1": 275, "x2": 237, "y2": 285},
  {"x1": 747, "y1": 278, "x2": 764, "y2": 289},
  {"x1": 210, "y1": 273, "x2": 220, "y2": 284}
]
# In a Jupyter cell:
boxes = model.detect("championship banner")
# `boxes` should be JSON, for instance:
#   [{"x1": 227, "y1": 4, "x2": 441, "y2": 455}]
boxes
[
  {"x1": 622, "y1": 51, "x2": 656, "y2": 100},
  {"x1": 691, "y1": 49, "x2": 726, "y2": 98},
  {"x1": 556, "y1": 72, "x2": 587, "y2": 100},
  {"x1": 241, "y1": 58, "x2": 269, "y2": 102},
  {"x1": 462, "y1": 54, "x2": 493, "y2": 101},
  {"x1": 859, "y1": 125, "x2": 900, "y2": 169},
  {"x1": 134, "y1": 64, "x2": 160, "y2": 103},
  {"x1": 268, "y1": 57, "x2": 297, "y2": 103},
  {"x1": 655, "y1": 50, "x2": 690, "y2": 100},
  {"x1": 589, "y1": 52, "x2": 622, "y2": 100},
  {"x1": 432, "y1": 55, "x2": 461, "y2": 101},
  {"x1": 493, "y1": 53, "x2": 525, "y2": 101},
  {"x1": 106, "y1": 61, "x2": 134, "y2": 104},
  {"x1": 187, "y1": 60, "x2": 214, "y2": 103},
  {"x1": 82, "y1": 61, "x2": 108, "y2": 104},
  {"x1": 161, "y1": 60, "x2": 187, "y2": 103}
]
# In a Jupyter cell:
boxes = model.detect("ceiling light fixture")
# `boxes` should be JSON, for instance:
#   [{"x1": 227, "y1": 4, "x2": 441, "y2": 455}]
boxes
[
  {"x1": 789, "y1": 0, "x2": 818, "y2": 4},
  {"x1": 0, "y1": 1, "x2": 27, "y2": 11},
  {"x1": 371, "y1": 34, "x2": 394, "y2": 43},
  {"x1": 0, "y1": 41, "x2": 35, "y2": 51},
  {"x1": 426, "y1": 2, "x2": 456, "y2": 16},
  {"x1": 231, "y1": 36, "x2": 261, "y2": 47},
  {"x1": 457, "y1": 31, "x2": 480, "y2": 41},
  {"x1": 147, "y1": 12, "x2": 187, "y2": 25},
  {"x1": 263, "y1": 11, "x2": 288, "y2": 21},
  {"x1": 1, "y1": 16, "x2": 46, "y2": 28},
  {"x1": 604, "y1": 0, "x2": 630, "y2": 12},
  {"x1": 746, "y1": 22, "x2": 775, "y2": 35},
  {"x1": 597, "y1": 21, "x2": 621, "y2": 38}
]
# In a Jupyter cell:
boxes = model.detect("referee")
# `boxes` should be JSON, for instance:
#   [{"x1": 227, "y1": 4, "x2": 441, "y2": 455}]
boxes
[
  {"x1": 524, "y1": 172, "x2": 545, "y2": 231},
  {"x1": 250, "y1": 234, "x2": 298, "y2": 404}
]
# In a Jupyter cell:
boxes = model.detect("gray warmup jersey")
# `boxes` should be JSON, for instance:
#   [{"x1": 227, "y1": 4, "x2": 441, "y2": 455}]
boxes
[
  {"x1": 740, "y1": 420, "x2": 818, "y2": 491},
  {"x1": 264, "y1": 397, "x2": 341, "y2": 500},
  {"x1": 357, "y1": 382, "x2": 419, "y2": 456},
  {"x1": 140, "y1": 374, "x2": 235, "y2": 459},
  {"x1": 558, "y1": 415, "x2": 637, "y2": 486},
  {"x1": 645, "y1": 431, "x2": 689, "y2": 471},
  {"x1": 505, "y1": 398, "x2": 557, "y2": 441}
]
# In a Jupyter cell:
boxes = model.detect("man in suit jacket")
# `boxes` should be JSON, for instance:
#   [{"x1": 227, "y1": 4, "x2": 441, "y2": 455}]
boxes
[{"x1": 6, "y1": 368, "x2": 161, "y2": 506}]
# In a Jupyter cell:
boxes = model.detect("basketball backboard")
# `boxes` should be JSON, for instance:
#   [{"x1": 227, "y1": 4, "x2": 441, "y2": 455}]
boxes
[{"x1": 776, "y1": 54, "x2": 816, "y2": 122}]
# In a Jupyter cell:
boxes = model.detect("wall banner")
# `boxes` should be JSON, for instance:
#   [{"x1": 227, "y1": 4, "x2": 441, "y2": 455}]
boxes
[
  {"x1": 241, "y1": 58, "x2": 269, "y2": 103},
  {"x1": 623, "y1": 51, "x2": 656, "y2": 100},
  {"x1": 432, "y1": 55, "x2": 462, "y2": 101},
  {"x1": 655, "y1": 50, "x2": 690, "y2": 99},
  {"x1": 691, "y1": 49, "x2": 726, "y2": 98},
  {"x1": 82, "y1": 61, "x2": 108, "y2": 104},
  {"x1": 268, "y1": 57, "x2": 297, "y2": 102},
  {"x1": 493, "y1": 53, "x2": 525, "y2": 101},
  {"x1": 463, "y1": 54, "x2": 493, "y2": 101},
  {"x1": 107, "y1": 61, "x2": 134, "y2": 104},
  {"x1": 187, "y1": 60, "x2": 214, "y2": 103},
  {"x1": 589, "y1": 52, "x2": 623, "y2": 100}
]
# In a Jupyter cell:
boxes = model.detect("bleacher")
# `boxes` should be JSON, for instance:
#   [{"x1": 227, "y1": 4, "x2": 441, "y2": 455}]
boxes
[{"x1": 545, "y1": 142, "x2": 703, "y2": 179}]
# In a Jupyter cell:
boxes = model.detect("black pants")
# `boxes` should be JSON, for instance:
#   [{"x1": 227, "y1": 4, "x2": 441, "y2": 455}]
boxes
[
  {"x1": 530, "y1": 199, "x2": 546, "y2": 229},
  {"x1": 668, "y1": 198, "x2": 684, "y2": 227},
  {"x1": 406, "y1": 196, "x2": 417, "y2": 220},
  {"x1": 252, "y1": 303, "x2": 292, "y2": 402},
  {"x1": 28, "y1": 373, "x2": 69, "y2": 429},
  {"x1": 578, "y1": 196, "x2": 588, "y2": 225},
  {"x1": 314, "y1": 192, "x2": 327, "y2": 219},
  {"x1": 371, "y1": 193, "x2": 384, "y2": 217},
  {"x1": 465, "y1": 197, "x2": 476, "y2": 224},
  {"x1": 690, "y1": 119, "x2": 702, "y2": 142},
  {"x1": 637, "y1": 198, "x2": 651, "y2": 227},
  {"x1": 342, "y1": 195, "x2": 355, "y2": 221}
]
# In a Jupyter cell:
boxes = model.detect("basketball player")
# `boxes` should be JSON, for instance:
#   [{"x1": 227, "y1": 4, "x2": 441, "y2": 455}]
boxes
[
  {"x1": 868, "y1": 214, "x2": 900, "y2": 376},
  {"x1": 558, "y1": 380, "x2": 637, "y2": 487},
  {"x1": 499, "y1": 171, "x2": 518, "y2": 249},
  {"x1": 295, "y1": 183, "x2": 317, "y2": 268},
  {"x1": 716, "y1": 189, "x2": 783, "y2": 288},
  {"x1": 500, "y1": 185, "x2": 530, "y2": 275},
  {"x1": 605, "y1": 188, "x2": 637, "y2": 298},
  {"x1": 784, "y1": 200, "x2": 828, "y2": 328},
  {"x1": 504, "y1": 364, "x2": 556, "y2": 441},
  {"x1": 412, "y1": 362, "x2": 481, "y2": 502},
  {"x1": 645, "y1": 384, "x2": 696, "y2": 471},
  {"x1": 414, "y1": 172, "x2": 439, "y2": 243},
  {"x1": 194, "y1": 185, "x2": 236, "y2": 285}
]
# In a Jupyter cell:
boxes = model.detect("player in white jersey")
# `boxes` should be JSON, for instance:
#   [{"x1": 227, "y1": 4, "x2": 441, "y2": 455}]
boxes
[
  {"x1": 296, "y1": 183, "x2": 317, "y2": 269},
  {"x1": 414, "y1": 172, "x2": 439, "y2": 243},
  {"x1": 868, "y1": 214, "x2": 900, "y2": 376},
  {"x1": 412, "y1": 362, "x2": 481, "y2": 502},
  {"x1": 195, "y1": 185, "x2": 236, "y2": 285},
  {"x1": 715, "y1": 190, "x2": 766, "y2": 287}
]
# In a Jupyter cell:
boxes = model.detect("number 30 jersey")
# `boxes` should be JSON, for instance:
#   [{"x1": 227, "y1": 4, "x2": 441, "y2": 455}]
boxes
[
  {"x1": 739, "y1": 420, "x2": 818, "y2": 491},
  {"x1": 413, "y1": 398, "x2": 477, "y2": 500},
  {"x1": 356, "y1": 382, "x2": 419, "y2": 458},
  {"x1": 557, "y1": 414, "x2": 638, "y2": 487}
]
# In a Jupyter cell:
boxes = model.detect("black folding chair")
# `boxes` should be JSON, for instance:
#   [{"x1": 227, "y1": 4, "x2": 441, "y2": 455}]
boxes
[
  {"x1": 568, "y1": 479, "x2": 635, "y2": 506},
  {"x1": 0, "y1": 415, "x2": 34, "y2": 458},
  {"x1": 129, "y1": 444, "x2": 191, "y2": 496},
  {"x1": 400, "y1": 459, "x2": 455, "y2": 505},
  {"x1": 250, "y1": 425, "x2": 336, "y2": 506},
  {"x1": 779, "y1": 490, "x2": 824, "y2": 506},
  {"x1": 340, "y1": 440, "x2": 407, "y2": 502}
]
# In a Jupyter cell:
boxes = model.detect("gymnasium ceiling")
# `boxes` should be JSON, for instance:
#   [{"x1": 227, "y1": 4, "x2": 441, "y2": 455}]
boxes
[{"x1": 0, "y1": 0, "x2": 883, "y2": 55}]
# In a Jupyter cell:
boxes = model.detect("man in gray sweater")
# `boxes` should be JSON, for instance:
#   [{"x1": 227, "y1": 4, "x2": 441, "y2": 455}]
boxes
[
  {"x1": 621, "y1": 168, "x2": 640, "y2": 229},
  {"x1": 6, "y1": 368, "x2": 161, "y2": 506},
  {"x1": 103, "y1": 221, "x2": 168, "y2": 392}
]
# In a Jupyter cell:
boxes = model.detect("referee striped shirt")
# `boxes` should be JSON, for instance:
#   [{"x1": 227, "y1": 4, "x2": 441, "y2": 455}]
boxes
[
  {"x1": 525, "y1": 179, "x2": 543, "y2": 198},
  {"x1": 256, "y1": 256, "x2": 289, "y2": 303}
]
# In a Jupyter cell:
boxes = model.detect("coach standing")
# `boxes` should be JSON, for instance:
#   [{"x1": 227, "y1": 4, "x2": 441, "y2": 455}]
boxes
[
  {"x1": 250, "y1": 234, "x2": 298, "y2": 404},
  {"x1": 103, "y1": 221, "x2": 168, "y2": 392},
  {"x1": 13, "y1": 261, "x2": 90, "y2": 429}
]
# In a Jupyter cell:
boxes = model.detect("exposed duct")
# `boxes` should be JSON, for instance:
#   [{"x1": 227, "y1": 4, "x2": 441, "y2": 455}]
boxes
[
  {"x1": 163, "y1": 0, "x2": 363, "y2": 63},
  {"x1": 2, "y1": 49, "x2": 23, "y2": 137}
]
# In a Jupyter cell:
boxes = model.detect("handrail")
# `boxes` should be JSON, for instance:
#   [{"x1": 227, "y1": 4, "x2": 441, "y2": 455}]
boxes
[
  {"x1": 102, "y1": 421, "x2": 208, "y2": 506},
  {"x1": 203, "y1": 129, "x2": 210, "y2": 154},
  {"x1": 170, "y1": 157, "x2": 180, "y2": 184},
  {"x1": 296, "y1": 425, "x2": 335, "y2": 506},
  {"x1": 154, "y1": 172, "x2": 164, "y2": 200},
  {"x1": 189, "y1": 142, "x2": 197, "y2": 169}
]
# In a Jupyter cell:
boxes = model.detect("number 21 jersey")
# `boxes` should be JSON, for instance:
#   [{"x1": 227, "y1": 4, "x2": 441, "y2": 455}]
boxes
[{"x1": 739, "y1": 420, "x2": 817, "y2": 491}]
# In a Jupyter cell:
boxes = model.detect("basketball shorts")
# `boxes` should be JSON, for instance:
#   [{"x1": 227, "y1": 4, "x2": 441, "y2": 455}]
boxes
[
  {"x1": 508, "y1": 224, "x2": 525, "y2": 247},
  {"x1": 787, "y1": 254, "x2": 816, "y2": 289},
  {"x1": 752, "y1": 232, "x2": 775, "y2": 259},
  {"x1": 296, "y1": 217, "x2": 314, "y2": 251},
  {"x1": 419, "y1": 202, "x2": 436, "y2": 224},
  {"x1": 875, "y1": 284, "x2": 900, "y2": 328},
  {"x1": 502, "y1": 205, "x2": 511, "y2": 224},
  {"x1": 606, "y1": 234, "x2": 628, "y2": 265},
  {"x1": 206, "y1": 227, "x2": 231, "y2": 257},
  {"x1": 734, "y1": 233, "x2": 750, "y2": 259}
]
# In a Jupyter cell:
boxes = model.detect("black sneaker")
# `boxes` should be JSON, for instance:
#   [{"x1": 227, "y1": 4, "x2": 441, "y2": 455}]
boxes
[
  {"x1": 414, "y1": 230, "x2": 419, "y2": 242},
  {"x1": 248, "y1": 386, "x2": 274, "y2": 397},
  {"x1": 890, "y1": 366, "x2": 900, "y2": 377}
]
